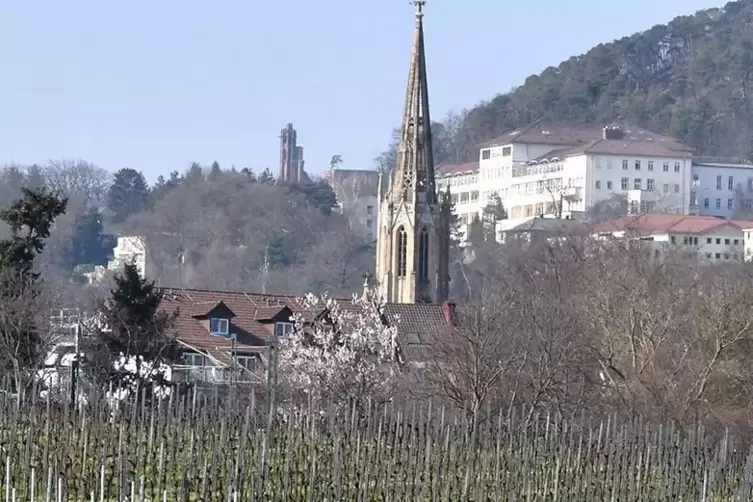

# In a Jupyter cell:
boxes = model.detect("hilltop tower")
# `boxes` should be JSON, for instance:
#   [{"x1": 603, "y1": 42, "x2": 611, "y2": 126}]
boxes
[
  {"x1": 375, "y1": 1, "x2": 451, "y2": 304},
  {"x1": 278, "y1": 123, "x2": 305, "y2": 183}
]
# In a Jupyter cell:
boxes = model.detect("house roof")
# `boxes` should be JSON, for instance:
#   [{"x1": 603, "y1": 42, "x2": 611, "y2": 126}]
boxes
[
  {"x1": 534, "y1": 138, "x2": 693, "y2": 161},
  {"x1": 497, "y1": 216, "x2": 586, "y2": 234},
  {"x1": 592, "y1": 213, "x2": 753, "y2": 236},
  {"x1": 158, "y1": 287, "x2": 452, "y2": 363},
  {"x1": 436, "y1": 162, "x2": 479, "y2": 177},
  {"x1": 479, "y1": 121, "x2": 692, "y2": 152}
]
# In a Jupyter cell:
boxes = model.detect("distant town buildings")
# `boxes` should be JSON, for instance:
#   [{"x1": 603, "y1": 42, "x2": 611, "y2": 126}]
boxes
[
  {"x1": 278, "y1": 123, "x2": 305, "y2": 183},
  {"x1": 322, "y1": 168, "x2": 379, "y2": 241},
  {"x1": 435, "y1": 122, "x2": 753, "y2": 236}
]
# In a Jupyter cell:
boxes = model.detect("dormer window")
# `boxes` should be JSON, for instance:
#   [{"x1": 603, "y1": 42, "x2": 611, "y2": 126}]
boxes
[
  {"x1": 210, "y1": 317, "x2": 229, "y2": 336},
  {"x1": 275, "y1": 322, "x2": 294, "y2": 337}
]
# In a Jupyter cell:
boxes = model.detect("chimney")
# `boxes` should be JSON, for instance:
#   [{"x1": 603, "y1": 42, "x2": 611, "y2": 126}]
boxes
[
  {"x1": 603, "y1": 125, "x2": 623, "y2": 140},
  {"x1": 441, "y1": 300, "x2": 457, "y2": 325}
]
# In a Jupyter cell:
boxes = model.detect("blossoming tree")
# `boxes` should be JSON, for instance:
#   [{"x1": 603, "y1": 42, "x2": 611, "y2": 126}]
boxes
[{"x1": 278, "y1": 288, "x2": 400, "y2": 409}]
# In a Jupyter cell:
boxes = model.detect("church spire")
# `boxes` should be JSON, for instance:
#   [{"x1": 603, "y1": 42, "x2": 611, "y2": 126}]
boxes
[
  {"x1": 391, "y1": 0, "x2": 435, "y2": 204},
  {"x1": 374, "y1": 1, "x2": 451, "y2": 305}
]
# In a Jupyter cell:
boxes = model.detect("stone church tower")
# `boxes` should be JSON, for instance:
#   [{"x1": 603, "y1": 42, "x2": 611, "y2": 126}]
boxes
[{"x1": 375, "y1": 1, "x2": 452, "y2": 304}]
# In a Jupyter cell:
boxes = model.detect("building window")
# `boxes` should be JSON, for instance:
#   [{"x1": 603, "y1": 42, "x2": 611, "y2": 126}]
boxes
[
  {"x1": 502, "y1": 146, "x2": 511, "y2": 156},
  {"x1": 236, "y1": 355, "x2": 257, "y2": 372},
  {"x1": 210, "y1": 318, "x2": 229, "y2": 336},
  {"x1": 715, "y1": 253, "x2": 721, "y2": 259},
  {"x1": 635, "y1": 160, "x2": 641, "y2": 170},
  {"x1": 707, "y1": 237, "x2": 712, "y2": 244},
  {"x1": 481, "y1": 149, "x2": 491, "y2": 160},
  {"x1": 704, "y1": 198, "x2": 709, "y2": 208},
  {"x1": 622, "y1": 160, "x2": 628, "y2": 170},
  {"x1": 729, "y1": 176, "x2": 734, "y2": 191},
  {"x1": 183, "y1": 352, "x2": 204, "y2": 367},
  {"x1": 366, "y1": 219, "x2": 373, "y2": 228},
  {"x1": 595, "y1": 180, "x2": 601, "y2": 189},
  {"x1": 607, "y1": 181, "x2": 613, "y2": 190},
  {"x1": 366, "y1": 205, "x2": 374, "y2": 215},
  {"x1": 647, "y1": 179, "x2": 655, "y2": 191},
  {"x1": 724, "y1": 238, "x2": 730, "y2": 245},
  {"x1": 396, "y1": 226, "x2": 408, "y2": 277},
  {"x1": 674, "y1": 162, "x2": 681, "y2": 172},
  {"x1": 663, "y1": 184, "x2": 669, "y2": 194},
  {"x1": 621, "y1": 178, "x2": 629, "y2": 190},
  {"x1": 734, "y1": 239, "x2": 740, "y2": 245},
  {"x1": 670, "y1": 235, "x2": 676, "y2": 244},
  {"x1": 716, "y1": 198, "x2": 721, "y2": 209},
  {"x1": 418, "y1": 228, "x2": 429, "y2": 282},
  {"x1": 595, "y1": 158, "x2": 602, "y2": 169},
  {"x1": 691, "y1": 192, "x2": 697, "y2": 206},
  {"x1": 648, "y1": 160, "x2": 654, "y2": 171},
  {"x1": 663, "y1": 161, "x2": 669, "y2": 172},
  {"x1": 717, "y1": 175, "x2": 722, "y2": 190},
  {"x1": 606, "y1": 159, "x2": 613, "y2": 169},
  {"x1": 674, "y1": 184, "x2": 680, "y2": 193},
  {"x1": 275, "y1": 322, "x2": 294, "y2": 337},
  {"x1": 634, "y1": 178, "x2": 641, "y2": 190},
  {"x1": 728, "y1": 199, "x2": 733, "y2": 210}
]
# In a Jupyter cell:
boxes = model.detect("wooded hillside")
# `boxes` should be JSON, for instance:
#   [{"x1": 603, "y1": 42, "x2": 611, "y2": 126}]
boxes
[{"x1": 381, "y1": 0, "x2": 753, "y2": 167}]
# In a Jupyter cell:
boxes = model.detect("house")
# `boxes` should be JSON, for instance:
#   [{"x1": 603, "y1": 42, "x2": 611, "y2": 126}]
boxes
[
  {"x1": 159, "y1": 287, "x2": 455, "y2": 386},
  {"x1": 591, "y1": 213, "x2": 753, "y2": 262}
]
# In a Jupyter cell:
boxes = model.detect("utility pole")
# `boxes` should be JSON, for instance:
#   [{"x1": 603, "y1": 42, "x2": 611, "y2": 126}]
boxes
[{"x1": 70, "y1": 321, "x2": 80, "y2": 407}]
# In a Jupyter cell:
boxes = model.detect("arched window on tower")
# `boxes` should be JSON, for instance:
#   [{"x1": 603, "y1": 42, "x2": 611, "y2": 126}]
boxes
[
  {"x1": 419, "y1": 227, "x2": 429, "y2": 282},
  {"x1": 396, "y1": 226, "x2": 408, "y2": 277}
]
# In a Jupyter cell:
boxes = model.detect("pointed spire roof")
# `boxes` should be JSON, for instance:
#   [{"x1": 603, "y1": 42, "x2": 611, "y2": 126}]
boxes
[{"x1": 389, "y1": 1, "x2": 436, "y2": 205}]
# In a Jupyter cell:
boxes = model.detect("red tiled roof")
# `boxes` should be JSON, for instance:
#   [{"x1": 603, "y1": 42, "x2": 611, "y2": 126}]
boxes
[
  {"x1": 436, "y1": 162, "x2": 479, "y2": 176},
  {"x1": 158, "y1": 288, "x2": 452, "y2": 363},
  {"x1": 592, "y1": 213, "x2": 753, "y2": 236}
]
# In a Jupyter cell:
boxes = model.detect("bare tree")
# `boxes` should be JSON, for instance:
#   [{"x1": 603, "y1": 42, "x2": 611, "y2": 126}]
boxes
[{"x1": 42, "y1": 159, "x2": 111, "y2": 208}]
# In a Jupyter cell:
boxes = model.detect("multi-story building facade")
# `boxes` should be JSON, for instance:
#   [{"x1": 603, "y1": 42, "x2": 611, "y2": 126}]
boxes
[
  {"x1": 691, "y1": 159, "x2": 753, "y2": 218},
  {"x1": 437, "y1": 123, "x2": 694, "y2": 223},
  {"x1": 436, "y1": 123, "x2": 753, "y2": 235}
]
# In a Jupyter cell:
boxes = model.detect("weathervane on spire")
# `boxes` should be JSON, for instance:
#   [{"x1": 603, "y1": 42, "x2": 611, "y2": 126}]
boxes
[{"x1": 411, "y1": 0, "x2": 426, "y2": 16}]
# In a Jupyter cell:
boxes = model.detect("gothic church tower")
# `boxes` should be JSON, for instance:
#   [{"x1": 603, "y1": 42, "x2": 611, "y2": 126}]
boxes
[{"x1": 375, "y1": 1, "x2": 451, "y2": 304}]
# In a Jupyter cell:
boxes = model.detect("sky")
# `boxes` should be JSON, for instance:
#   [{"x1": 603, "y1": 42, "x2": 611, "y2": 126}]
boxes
[{"x1": 0, "y1": 0, "x2": 730, "y2": 183}]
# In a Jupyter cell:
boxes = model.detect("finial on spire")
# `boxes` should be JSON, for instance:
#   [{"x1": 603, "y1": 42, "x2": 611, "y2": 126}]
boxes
[{"x1": 412, "y1": 0, "x2": 426, "y2": 17}]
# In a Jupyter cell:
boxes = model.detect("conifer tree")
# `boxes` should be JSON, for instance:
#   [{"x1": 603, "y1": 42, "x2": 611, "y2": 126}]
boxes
[
  {"x1": 93, "y1": 262, "x2": 177, "y2": 394},
  {"x1": 0, "y1": 187, "x2": 67, "y2": 395}
]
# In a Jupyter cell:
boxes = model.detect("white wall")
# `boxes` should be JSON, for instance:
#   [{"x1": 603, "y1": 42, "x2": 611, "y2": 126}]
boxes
[{"x1": 692, "y1": 163, "x2": 753, "y2": 218}]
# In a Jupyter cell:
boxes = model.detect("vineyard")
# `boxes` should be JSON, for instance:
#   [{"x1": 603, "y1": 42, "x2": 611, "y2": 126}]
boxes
[{"x1": 0, "y1": 389, "x2": 751, "y2": 501}]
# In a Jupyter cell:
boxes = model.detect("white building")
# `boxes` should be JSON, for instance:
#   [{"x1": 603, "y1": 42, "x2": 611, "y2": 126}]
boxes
[
  {"x1": 691, "y1": 159, "x2": 753, "y2": 218},
  {"x1": 436, "y1": 122, "x2": 753, "y2": 233},
  {"x1": 107, "y1": 235, "x2": 148, "y2": 276},
  {"x1": 592, "y1": 213, "x2": 753, "y2": 262},
  {"x1": 437, "y1": 123, "x2": 693, "y2": 229},
  {"x1": 322, "y1": 168, "x2": 379, "y2": 241}
]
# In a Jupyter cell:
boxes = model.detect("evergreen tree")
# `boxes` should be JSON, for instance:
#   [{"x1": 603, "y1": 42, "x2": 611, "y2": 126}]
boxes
[
  {"x1": 208, "y1": 161, "x2": 222, "y2": 181},
  {"x1": 151, "y1": 171, "x2": 182, "y2": 204},
  {"x1": 258, "y1": 168, "x2": 275, "y2": 184},
  {"x1": 67, "y1": 209, "x2": 113, "y2": 269},
  {"x1": 184, "y1": 162, "x2": 204, "y2": 184},
  {"x1": 0, "y1": 187, "x2": 67, "y2": 394},
  {"x1": 92, "y1": 262, "x2": 177, "y2": 392},
  {"x1": 106, "y1": 168, "x2": 149, "y2": 223},
  {"x1": 290, "y1": 180, "x2": 338, "y2": 215},
  {"x1": 240, "y1": 168, "x2": 257, "y2": 182}
]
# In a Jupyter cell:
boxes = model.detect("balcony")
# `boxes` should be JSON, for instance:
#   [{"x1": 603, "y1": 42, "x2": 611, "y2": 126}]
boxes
[{"x1": 171, "y1": 365, "x2": 263, "y2": 385}]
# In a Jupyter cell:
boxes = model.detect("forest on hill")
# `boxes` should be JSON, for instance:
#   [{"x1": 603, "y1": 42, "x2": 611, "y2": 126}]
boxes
[
  {"x1": 376, "y1": 0, "x2": 753, "y2": 168},
  {"x1": 0, "y1": 161, "x2": 375, "y2": 298}
]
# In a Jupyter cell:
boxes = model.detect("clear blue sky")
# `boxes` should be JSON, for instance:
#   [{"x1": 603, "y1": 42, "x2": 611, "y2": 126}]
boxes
[{"x1": 0, "y1": 0, "x2": 728, "y2": 183}]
